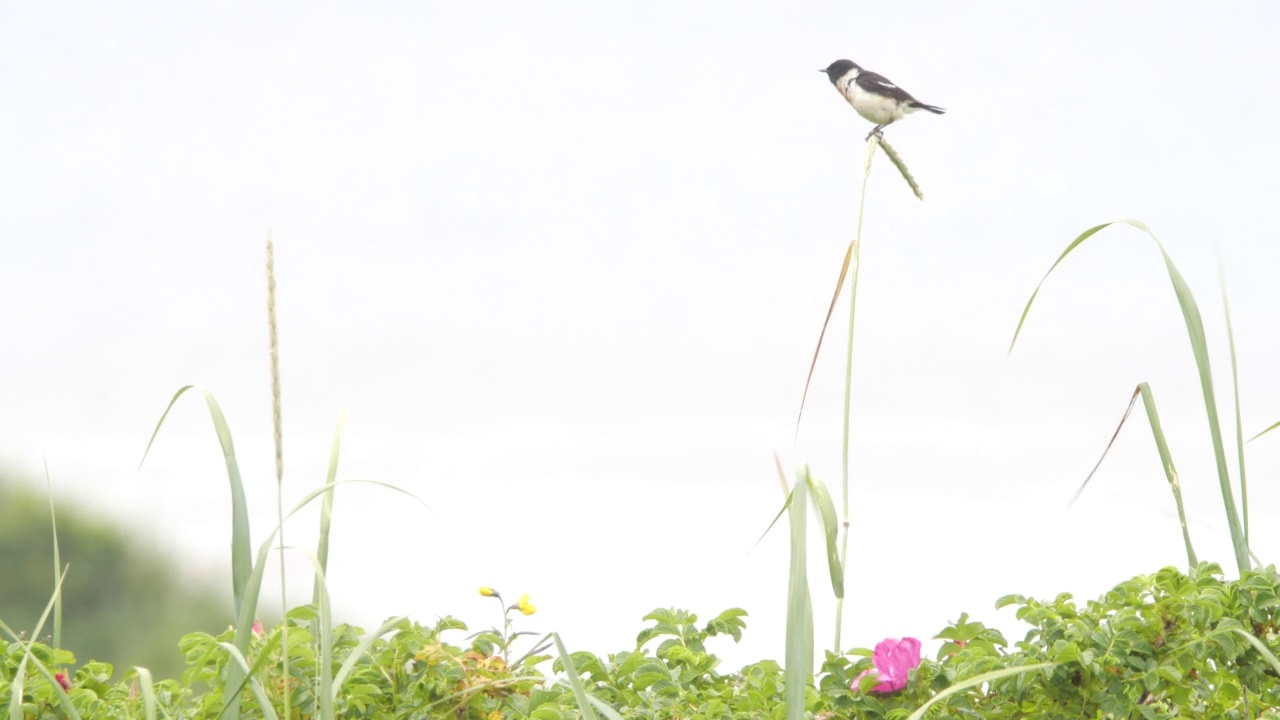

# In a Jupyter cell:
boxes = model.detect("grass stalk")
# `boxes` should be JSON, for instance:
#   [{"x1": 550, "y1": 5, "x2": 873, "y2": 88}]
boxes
[
  {"x1": 832, "y1": 134, "x2": 877, "y2": 654},
  {"x1": 265, "y1": 233, "x2": 290, "y2": 720}
]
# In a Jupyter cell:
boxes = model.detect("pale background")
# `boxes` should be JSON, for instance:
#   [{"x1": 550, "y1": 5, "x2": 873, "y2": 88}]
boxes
[{"x1": 3, "y1": 1, "x2": 1280, "y2": 670}]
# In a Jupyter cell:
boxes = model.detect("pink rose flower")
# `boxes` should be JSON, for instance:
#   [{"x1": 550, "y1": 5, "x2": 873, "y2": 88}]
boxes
[{"x1": 853, "y1": 637, "x2": 921, "y2": 693}]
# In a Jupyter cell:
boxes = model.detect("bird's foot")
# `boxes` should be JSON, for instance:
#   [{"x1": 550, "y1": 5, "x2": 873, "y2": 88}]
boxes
[{"x1": 865, "y1": 126, "x2": 885, "y2": 142}]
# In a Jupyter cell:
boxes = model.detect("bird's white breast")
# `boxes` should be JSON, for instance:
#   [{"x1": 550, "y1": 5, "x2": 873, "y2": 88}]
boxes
[{"x1": 839, "y1": 74, "x2": 904, "y2": 125}]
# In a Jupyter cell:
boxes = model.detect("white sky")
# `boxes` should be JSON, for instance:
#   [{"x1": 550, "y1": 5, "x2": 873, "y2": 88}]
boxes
[{"x1": 4, "y1": 1, "x2": 1280, "y2": 671}]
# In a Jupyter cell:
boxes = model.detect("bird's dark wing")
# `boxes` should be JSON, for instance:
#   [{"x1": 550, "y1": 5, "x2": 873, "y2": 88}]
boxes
[{"x1": 853, "y1": 71, "x2": 921, "y2": 105}]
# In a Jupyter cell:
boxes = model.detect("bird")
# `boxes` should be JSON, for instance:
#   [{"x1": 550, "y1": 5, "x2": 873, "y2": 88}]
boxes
[{"x1": 821, "y1": 59, "x2": 945, "y2": 140}]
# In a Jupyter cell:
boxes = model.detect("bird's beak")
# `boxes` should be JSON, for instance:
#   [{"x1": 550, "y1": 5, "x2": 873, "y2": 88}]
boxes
[{"x1": 817, "y1": 69, "x2": 826, "y2": 73}]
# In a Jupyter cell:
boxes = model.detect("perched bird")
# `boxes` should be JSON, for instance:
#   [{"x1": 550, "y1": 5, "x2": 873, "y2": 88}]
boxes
[{"x1": 821, "y1": 59, "x2": 945, "y2": 139}]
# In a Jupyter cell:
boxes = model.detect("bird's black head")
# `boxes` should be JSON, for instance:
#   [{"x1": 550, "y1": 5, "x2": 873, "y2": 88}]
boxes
[{"x1": 820, "y1": 59, "x2": 860, "y2": 84}]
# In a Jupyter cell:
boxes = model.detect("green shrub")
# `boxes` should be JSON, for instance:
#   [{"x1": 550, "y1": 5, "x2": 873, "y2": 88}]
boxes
[{"x1": 5, "y1": 563, "x2": 1279, "y2": 719}]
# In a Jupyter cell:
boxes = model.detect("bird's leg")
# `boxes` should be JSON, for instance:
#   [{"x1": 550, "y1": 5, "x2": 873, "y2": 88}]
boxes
[{"x1": 865, "y1": 125, "x2": 886, "y2": 141}]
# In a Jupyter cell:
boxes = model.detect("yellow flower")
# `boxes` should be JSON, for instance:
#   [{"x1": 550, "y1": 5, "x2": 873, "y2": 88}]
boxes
[
  {"x1": 518, "y1": 594, "x2": 536, "y2": 616},
  {"x1": 479, "y1": 586, "x2": 496, "y2": 597}
]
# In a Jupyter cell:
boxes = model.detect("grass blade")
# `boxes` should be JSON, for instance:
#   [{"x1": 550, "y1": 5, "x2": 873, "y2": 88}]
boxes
[
  {"x1": 552, "y1": 633, "x2": 602, "y2": 720},
  {"x1": 804, "y1": 473, "x2": 843, "y2": 601},
  {"x1": 299, "y1": 550, "x2": 335, "y2": 720},
  {"x1": 749, "y1": 453, "x2": 797, "y2": 552},
  {"x1": 904, "y1": 662, "x2": 1056, "y2": 720},
  {"x1": 42, "y1": 460, "x2": 61, "y2": 649},
  {"x1": 140, "y1": 385, "x2": 253, "y2": 617},
  {"x1": 1067, "y1": 386, "x2": 1141, "y2": 508},
  {"x1": 216, "y1": 642, "x2": 281, "y2": 720},
  {"x1": 1007, "y1": 222, "x2": 1113, "y2": 354},
  {"x1": 785, "y1": 468, "x2": 814, "y2": 720},
  {"x1": 1247, "y1": 420, "x2": 1280, "y2": 443},
  {"x1": 795, "y1": 134, "x2": 878, "y2": 442},
  {"x1": 1137, "y1": 383, "x2": 1198, "y2": 568},
  {"x1": 794, "y1": 239, "x2": 855, "y2": 441},
  {"x1": 1218, "y1": 253, "x2": 1248, "y2": 543},
  {"x1": 1009, "y1": 220, "x2": 1248, "y2": 572},
  {"x1": 214, "y1": 630, "x2": 283, "y2": 720},
  {"x1": 581, "y1": 694, "x2": 627, "y2": 720},
  {"x1": 232, "y1": 478, "x2": 432, "y2": 651},
  {"x1": 332, "y1": 616, "x2": 406, "y2": 699},
  {"x1": 226, "y1": 480, "x2": 428, "y2": 719},
  {"x1": 3, "y1": 567, "x2": 78, "y2": 720},
  {"x1": 1232, "y1": 628, "x2": 1280, "y2": 675},
  {"x1": 131, "y1": 667, "x2": 157, "y2": 720},
  {"x1": 314, "y1": 412, "x2": 347, "y2": 605}
]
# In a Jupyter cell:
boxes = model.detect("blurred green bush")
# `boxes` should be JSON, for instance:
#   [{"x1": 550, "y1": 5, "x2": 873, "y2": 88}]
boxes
[{"x1": 0, "y1": 476, "x2": 228, "y2": 680}]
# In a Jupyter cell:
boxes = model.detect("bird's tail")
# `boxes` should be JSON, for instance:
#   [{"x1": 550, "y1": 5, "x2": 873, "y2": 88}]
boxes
[{"x1": 912, "y1": 102, "x2": 946, "y2": 114}]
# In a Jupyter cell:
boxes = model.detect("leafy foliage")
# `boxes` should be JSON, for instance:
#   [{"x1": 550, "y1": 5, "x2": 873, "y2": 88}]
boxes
[{"x1": 4, "y1": 565, "x2": 1280, "y2": 718}]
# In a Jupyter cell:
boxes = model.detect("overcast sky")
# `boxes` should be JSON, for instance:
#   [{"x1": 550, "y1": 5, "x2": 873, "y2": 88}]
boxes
[{"x1": 4, "y1": 1, "x2": 1280, "y2": 671}]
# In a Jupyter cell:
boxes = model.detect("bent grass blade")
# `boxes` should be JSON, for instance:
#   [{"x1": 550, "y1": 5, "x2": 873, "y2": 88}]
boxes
[
  {"x1": 905, "y1": 662, "x2": 1056, "y2": 720},
  {"x1": 749, "y1": 453, "x2": 796, "y2": 553},
  {"x1": 139, "y1": 385, "x2": 253, "y2": 616},
  {"x1": 553, "y1": 633, "x2": 604, "y2": 720},
  {"x1": 215, "y1": 640, "x2": 281, "y2": 720},
  {"x1": 794, "y1": 240, "x2": 855, "y2": 441},
  {"x1": 131, "y1": 667, "x2": 157, "y2": 720},
  {"x1": 805, "y1": 473, "x2": 843, "y2": 600},
  {"x1": 1009, "y1": 220, "x2": 1247, "y2": 572},
  {"x1": 1137, "y1": 383, "x2": 1198, "y2": 568},
  {"x1": 1071, "y1": 384, "x2": 1198, "y2": 568}
]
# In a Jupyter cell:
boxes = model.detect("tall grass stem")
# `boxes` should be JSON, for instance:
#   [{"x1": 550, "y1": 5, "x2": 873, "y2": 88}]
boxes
[
  {"x1": 265, "y1": 233, "x2": 290, "y2": 720},
  {"x1": 833, "y1": 134, "x2": 877, "y2": 652}
]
